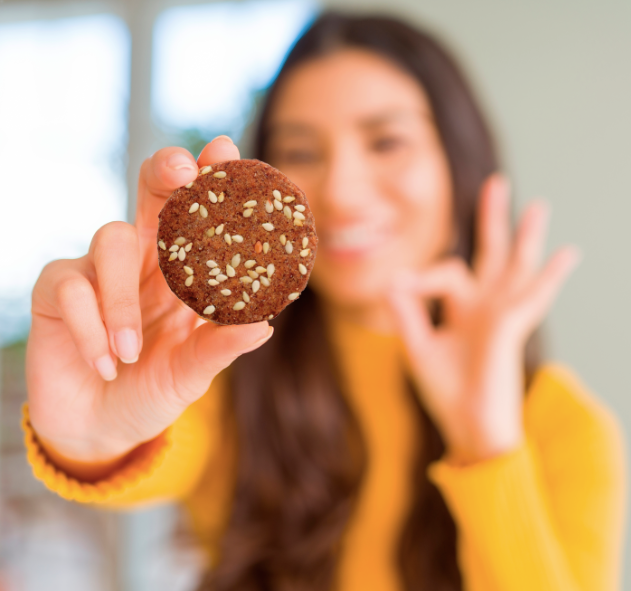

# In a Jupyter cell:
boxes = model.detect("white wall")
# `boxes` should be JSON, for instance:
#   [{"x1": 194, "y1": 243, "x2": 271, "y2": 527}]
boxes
[{"x1": 323, "y1": 0, "x2": 631, "y2": 582}]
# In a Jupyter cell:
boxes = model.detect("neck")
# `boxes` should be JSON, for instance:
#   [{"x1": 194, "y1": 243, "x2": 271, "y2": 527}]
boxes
[{"x1": 325, "y1": 296, "x2": 397, "y2": 335}]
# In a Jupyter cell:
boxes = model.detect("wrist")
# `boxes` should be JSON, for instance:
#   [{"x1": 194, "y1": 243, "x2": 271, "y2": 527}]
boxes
[{"x1": 443, "y1": 425, "x2": 524, "y2": 467}]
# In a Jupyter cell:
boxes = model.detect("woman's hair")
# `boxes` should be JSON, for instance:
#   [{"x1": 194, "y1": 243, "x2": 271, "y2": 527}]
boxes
[{"x1": 201, "y1": 11, "x2": 539, "y2": 591}]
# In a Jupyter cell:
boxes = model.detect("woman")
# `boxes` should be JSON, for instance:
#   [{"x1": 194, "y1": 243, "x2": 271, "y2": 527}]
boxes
[{"x1": 24, "y1": 12, "x2": 625, "y2": 591}]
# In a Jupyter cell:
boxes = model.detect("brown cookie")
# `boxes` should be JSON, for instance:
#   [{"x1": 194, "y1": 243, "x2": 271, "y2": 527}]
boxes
[{"x1": 157, "y1": 159, "x2": 317, "y2": 325}]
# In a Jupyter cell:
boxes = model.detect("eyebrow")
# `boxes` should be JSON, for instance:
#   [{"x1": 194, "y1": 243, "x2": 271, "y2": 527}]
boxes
[{"x1": 268, "y1": 109, "x2": 432, "y2": 139}]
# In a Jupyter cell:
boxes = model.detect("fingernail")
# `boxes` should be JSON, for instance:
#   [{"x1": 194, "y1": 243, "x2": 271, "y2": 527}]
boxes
[
  {"x1": 212, "y1": 135, "x2": 233, "y2": 144},
  {"x1": 94, "y1": 355, "x2": 117, "y2": 381},
  {"x1": 114, "y1": 329, "x2": 139, "y2": 363},
  {"x1": 167, "y1": 153, "x2": 197, "y2": 171},
  {"x1": 241, "y1": 326, "x2": 274, "y2": 354}
]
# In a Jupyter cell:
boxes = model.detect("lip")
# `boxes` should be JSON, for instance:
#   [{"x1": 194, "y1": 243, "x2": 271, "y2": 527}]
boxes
[{"x1": 318, "y1": 224, "x2": 393, "y2": 262}]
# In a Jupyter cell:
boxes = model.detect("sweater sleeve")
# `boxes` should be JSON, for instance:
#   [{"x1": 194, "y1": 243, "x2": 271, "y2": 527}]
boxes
[
  {"x1": 427, "y1": 365, "x2": 627, "y2": 591},
  {"x1": 23, "y1": 371, "x2": 229, "y2": 509}
]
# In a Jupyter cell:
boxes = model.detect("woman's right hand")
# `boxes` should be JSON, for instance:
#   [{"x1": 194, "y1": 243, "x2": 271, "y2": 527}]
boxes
[{"x1": 26, "y1": 137, "x2": 273, "y2": 476}]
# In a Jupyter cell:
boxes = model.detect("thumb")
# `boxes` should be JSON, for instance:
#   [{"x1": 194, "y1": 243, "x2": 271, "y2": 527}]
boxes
[{"x1": 169, "y1": 321, "x2": 273, "y2": 403}]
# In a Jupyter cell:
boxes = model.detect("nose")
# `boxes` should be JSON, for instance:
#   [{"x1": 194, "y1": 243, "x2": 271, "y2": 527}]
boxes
[{"x1": 317, "y1": 139, "x2": 378, "y2": 218}]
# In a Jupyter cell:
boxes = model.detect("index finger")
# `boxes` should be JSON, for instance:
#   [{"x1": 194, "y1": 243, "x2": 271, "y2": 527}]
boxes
[{"x1": 134, "y1": 136, "x2": 241, "y2": 264}]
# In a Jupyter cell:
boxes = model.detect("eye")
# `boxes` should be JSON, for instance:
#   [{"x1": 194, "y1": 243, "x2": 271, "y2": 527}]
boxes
[
  {"x1": 276, "y1": 148, "x2": 320, "y2": 165},
  {"x1": 371, "y1": 136, "x2": 405, "y2": 153}
]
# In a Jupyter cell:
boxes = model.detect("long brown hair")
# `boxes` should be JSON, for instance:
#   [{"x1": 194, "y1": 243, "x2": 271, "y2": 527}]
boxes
[{"x1": 202, "y1": 12, "x2": 538, "y2": 591}]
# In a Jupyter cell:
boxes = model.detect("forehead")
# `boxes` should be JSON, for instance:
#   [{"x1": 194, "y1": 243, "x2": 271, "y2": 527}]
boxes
[{"x1": 268, "y1": 47, "x2": 433, "y2": 132}]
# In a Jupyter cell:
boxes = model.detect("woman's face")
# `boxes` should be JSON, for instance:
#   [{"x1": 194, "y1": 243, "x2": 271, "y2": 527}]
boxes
[{"x1": 267, "y1": 48, "x2": 453, "y2": 308}]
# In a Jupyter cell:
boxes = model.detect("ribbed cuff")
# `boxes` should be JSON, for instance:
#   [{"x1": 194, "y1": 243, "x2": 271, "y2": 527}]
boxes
[{"x1": 22, "y1": 403, "x2": 172, "y2": 504}]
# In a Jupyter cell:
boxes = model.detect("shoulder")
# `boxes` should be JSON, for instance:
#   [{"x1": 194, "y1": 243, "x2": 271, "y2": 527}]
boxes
[{"x1": 524, "y1": 364, "x2": 626, "y2": 487}]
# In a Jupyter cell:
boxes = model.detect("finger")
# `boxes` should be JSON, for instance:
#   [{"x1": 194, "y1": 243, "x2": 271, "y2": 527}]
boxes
[
  {"x1": 52, "y1": 265, "x2": 118, "y2": 381},
  {"x1": 168, "y1": 320, "x2": 272, "y2": 404},
  {"x1": 197, "y1": 135, "x2": 240, "y2": 167},
  {"x1": 473, "y1": 174, "x2": 511, "y2": 281},
  {"x1": 388, "y1": 288, "x2": 435, "y2": 360},
  {"x1": 506, "y1": 200, "x2": 550, "y2": 293},
  {"x1": 89, "y1": 222, "x2": 142, "y2": 364},
  {"x1": 397, "y1": 258, "x2": 474, "y2": 304},
  {"x1": 512, "y1": 246, "x2": 581, "y2": 332}
]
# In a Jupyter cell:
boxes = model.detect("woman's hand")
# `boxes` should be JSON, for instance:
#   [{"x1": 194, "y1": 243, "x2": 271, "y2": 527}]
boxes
[
  {"x1": 389, "y1": 175, "x2": 580, "y2": 465},
  {"x1": 26, "y1": 137, "x2": 273, "y2": 474}
]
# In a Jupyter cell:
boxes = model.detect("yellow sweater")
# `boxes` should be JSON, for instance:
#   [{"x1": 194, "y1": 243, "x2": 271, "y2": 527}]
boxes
[{"x1": 23, "y1": 316, "x2": 627, "y2": 590}]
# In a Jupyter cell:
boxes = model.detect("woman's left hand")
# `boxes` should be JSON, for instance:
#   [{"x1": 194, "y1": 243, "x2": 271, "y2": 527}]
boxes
[{"x1": 388, "y1": 175, "x2": 580, "y2": 465}]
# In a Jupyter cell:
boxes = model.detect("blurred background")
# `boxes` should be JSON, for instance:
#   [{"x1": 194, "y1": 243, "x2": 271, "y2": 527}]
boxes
[{"x1": 0, "y1": 0, "x2": 629, "y2": 589}]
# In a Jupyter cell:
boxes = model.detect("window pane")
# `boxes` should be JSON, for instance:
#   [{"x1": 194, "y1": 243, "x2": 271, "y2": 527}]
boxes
[
  {"x1": 152, "y1": 0, "x2": 317, "y2": 141},
  {"x1": 0, "y1": 13, "x2": 130, "y2": 345}
]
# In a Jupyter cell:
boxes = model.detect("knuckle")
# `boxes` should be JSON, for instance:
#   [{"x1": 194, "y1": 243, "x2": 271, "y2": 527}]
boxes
[
  {"x1": 105, "y1": 293, "x2": 138, "y2": 316},
  {"x1": 56, "y1": 275, "x2": 92, "y2": 310},
  {"x1": 94, "y1": 221, "x2": 137, "y2": 247}
]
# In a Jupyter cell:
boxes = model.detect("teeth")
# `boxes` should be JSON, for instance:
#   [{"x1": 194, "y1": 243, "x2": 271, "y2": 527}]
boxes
[{"x1": 325, "y1": 226, "x2": 382, "y2": 250}]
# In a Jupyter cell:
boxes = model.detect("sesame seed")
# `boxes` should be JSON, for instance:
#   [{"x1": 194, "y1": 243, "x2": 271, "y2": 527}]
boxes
[
  {"x1": 243, "y1": 200, "x2": 257, "y2": 208},
  {"x1": 247, "y1": 270, "x2": 259, "y2": 279},
  {"x1": 215, "y1": 224, "x2": 224, "y2": 235},
  {"x1": 273, "y1": 189, "x2": 281, "y2": 200},
  {"x1": 262, "y1": 223, "x2": 274, "y2": 231},
  {"x1": 255, "y1": 241, "x2": 263, "y2": 253},
  {"x1": 214, "y1": 171, "x2": 227, "y2": 178},
  {"x1": 224, "y1": 234, "x2": 232, "y2": 245},
  {"x1": 185, "y1": 182, "x2": 194, "y2": 189},
  {"x1": 252, "y1": 280, "x2": 260, "y2": 293},
  {"x1": 244, "y1": 260, "x2": 257, "y2": 269},
  {"x1": 263, "y1": 242, "x2": 270, "y2": 254},
  {"x1": 283, "y1": 196, "x2": 295, "y2": 203},
  {"x1": 255, "y1": 266, "x2": 267, "y2": 274},
  {"x1": 232, "y1": 254, "x2": 241, "y2": 267},
  {"x1": 184, "y1": 266, "x2": 194, "y2": 276},
  {"x1": 189, "y1": 202, "x2": 200, "y2": 213},
  {"x1": 200, "y1": 165, "x2": 212, "y2": 175},
  {"x1": 209, "y1": 268, "x2": 221, "y2": 276},
  {"x1": 267, "y1": 264, "x2": 275, "y2": 277},
  {"x1": 260, "y1": 276, "x2": 270, "y2": 287},
  {"x1": 221, "y1": 289, "x2": 231, "y2": 296},
  {"x1": 288, "y1": 292, "x2": 300, "y2": 301},
  {"x1": 285, "y1": 242, "x2": 293, "y2": 254},
  {"x1": 300, "y1": 249, "x2": 311, "y2": 257},
  {"x1": 273, "y1": 199, "x2": 283, "y2": 211},
  {"x1": 283, "y1": 206, "x2": 292, "y2": 219},
  {"x1": 168, "y1": 252, "x2": 178, "y2": 261},
  {"x1": 269, "y1": 314, "x2": 274, "y2": 320},
  {"x1": 203, "y1": 305, "x2": 215, "y2": 315},
  {"x1": 169, "y1": 245, "x2": 179, "y2": 252},
  {"x1": 209, "y1": 191, "x2": 218, "y2": 203},
  {"x1": 178, "y1": 248, "x2": 186, "y2": 261},
  {"x1": 280, "y1": 235, "x2": 286, "y2": 245},
  {"x1": 200, "y1": 205, "x2": 208, "y2": 218},
  {"x1": 233, "y1": 301, "x2": 246, "y2": 310},
  {"x1": 206, "y1": 227, "x2": 215, "y2": 237},
  {"x1": 208, "y1": 279, "x2": 219, "y2": 286},
  {"x1": 243, "y1": 208, "x2": 253, "y2": 218},
  {"x1": 232, "y1": 235, "x2": 243, "y2": 243},
  {"x1": 293, "y1": 211, "x2": 305, "y2": 221},
  {"x1": 175, "y1": 237, "x2": 187, "y2": 246},
  {"x1": 265, "y1": 201, "x2": 274, "y2": 213},
  {"x1": 218, "y1": 192, "x2": 224, "y2": 203},
  {"x1": 158, "y1": 241, "x2": 166, "y2": 250},
  {"x1": 217, "y1": 274, "x2": 228, "y2": 282},
  {"x1": 299, "y1": 264, "x2": 307, "y2": 275},
  {"x1": 185, "y1": 243, "x2": 193, "y2": 252},
  {"x1": 185, "y1": 276, "x2": 194, "y2": 287},
  {"x1": 240, "y1": 276, "x2": 253, "y2": 284},
  {"x1": 206, "y1": 260, "x2": 218, "y2": 268},
  {"x1": 242, "y1": 292, "x2": 250, "y2": 303},
  {"x1": 226, "y1": 264, "x2": 236, "y2": 277},
  {"x1": 302, "y1": 237, "x2": 308, "y2": 248},
  {"x1": 294, "y1": 204, "x2": 306, "y2": 212},
  {"x1": 294, "y1": 220, "x2": 304, "y2": 227}
]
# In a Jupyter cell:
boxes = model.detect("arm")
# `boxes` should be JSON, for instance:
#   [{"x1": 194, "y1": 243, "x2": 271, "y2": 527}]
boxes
[{"x1": 427, "y1": 366, "x2": 626, "y2": 591}]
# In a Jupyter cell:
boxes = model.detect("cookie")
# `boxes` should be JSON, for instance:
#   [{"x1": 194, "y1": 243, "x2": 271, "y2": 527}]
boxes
[{"x1": 157, "y1": 159, "x2": 317, "y2": 325}]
